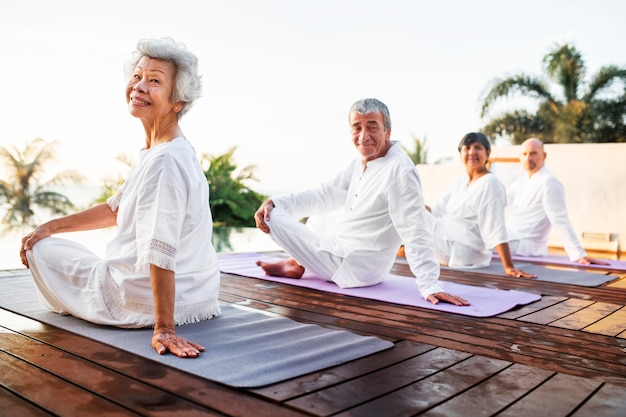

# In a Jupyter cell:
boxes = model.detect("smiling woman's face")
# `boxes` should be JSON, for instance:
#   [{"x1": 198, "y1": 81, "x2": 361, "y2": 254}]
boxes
[
  {"x1": 460, "y1": 141, "x2": 490, "y2": 174},
  {"x1": 125, "y1": 56, "x2": 179, "y2": 121}
]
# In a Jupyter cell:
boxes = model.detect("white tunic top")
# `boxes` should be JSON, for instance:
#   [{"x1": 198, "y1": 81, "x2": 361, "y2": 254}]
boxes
[
  {"x1": 273, "y1": 141, "x2": 442, "y2": 298},
  {"x1": 105, "y1": 137, "x2": 221, "y2": 326},
  {"x1": 506, "y1": 166, "x2": 586, "y2": 260},
  {"x1": 430, "y1": 172, "x2": 508, "y2": 268}
]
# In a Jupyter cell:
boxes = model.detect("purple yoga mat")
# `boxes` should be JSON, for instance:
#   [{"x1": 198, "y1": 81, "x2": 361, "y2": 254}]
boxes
[
  {"x1": 218, "y1": 253, "x2": 541, "y2": 318},
  {"x1": 493, "y1": 253, "x2": 626, "y2": 272}
]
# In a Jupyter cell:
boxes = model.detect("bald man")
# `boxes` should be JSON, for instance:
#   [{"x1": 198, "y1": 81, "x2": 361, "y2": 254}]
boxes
[{"x1": 506, "y1": 138, "x2": 608, "y2": 265}]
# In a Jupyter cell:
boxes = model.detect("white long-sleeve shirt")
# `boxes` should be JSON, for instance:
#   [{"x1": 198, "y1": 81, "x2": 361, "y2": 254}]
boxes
[
  {"x1": 272, "y1": 141, "x2": 443, "y2": 299},
  {"x1": 430, "y1": 173, "x2": 508, "y2": 268},
  {"x1": 506, "y1": 166, "x2": 587, "y2": 261}
]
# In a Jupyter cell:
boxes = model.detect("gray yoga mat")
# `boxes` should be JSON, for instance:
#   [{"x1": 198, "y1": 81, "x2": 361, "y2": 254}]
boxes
[
  {"x1": 0, "y1": 272, "x2": 394, "y2": 388},
  {"x1": 443, "y1": 260, "x2": 618, "y2": 287}
]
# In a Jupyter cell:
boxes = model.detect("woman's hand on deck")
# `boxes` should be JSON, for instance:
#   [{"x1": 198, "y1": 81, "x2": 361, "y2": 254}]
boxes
[
  {"x1": 505, "y1": 267, "x2": 537, "y2": 279},
  {"x1": 152, "y1": 328, "x2": 205, "y2": 358},
  {"x1": 427, "y1": 292, "x2": 470, "y2": 306}
]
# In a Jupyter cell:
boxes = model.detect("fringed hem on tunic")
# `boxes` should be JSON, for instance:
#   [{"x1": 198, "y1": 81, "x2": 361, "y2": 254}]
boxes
[
  {"x1": 101, "y1": 273, "x2": 221, "y2": 329},
  {"x1": 107, "y1": 192, "x2": 123, "y2": 211},
  {"x1": 134, "y1": 252, "x2": 177, "y2": 275},
  {"x1": 135, "y1": 239, "x2": 178, "y2": 274}
]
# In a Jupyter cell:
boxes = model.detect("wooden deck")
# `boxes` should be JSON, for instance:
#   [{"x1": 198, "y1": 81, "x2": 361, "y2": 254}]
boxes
[{"x1": 2, "y1": 255, "x2": 626, "y2": 417}]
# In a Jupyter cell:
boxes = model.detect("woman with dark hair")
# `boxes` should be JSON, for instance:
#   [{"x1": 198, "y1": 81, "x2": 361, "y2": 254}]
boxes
[
  {"x1": 20, "y1": 38, "x2": 220, "y2": 357},
  {"x1": 426, "y1": 132, "x2": 534, "y2": 278}
]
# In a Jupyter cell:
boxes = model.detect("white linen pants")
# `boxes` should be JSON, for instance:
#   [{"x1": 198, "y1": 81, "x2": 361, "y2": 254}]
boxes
[
  {"x1": 425, "y1": 211, "x2": 489, "y2": 269},
  {"x1": 265, "y1": 208, "x2": 342, "y2": 281},
  {"x1": 26, "y1": 237, "x2": 133, "y2": 327}
]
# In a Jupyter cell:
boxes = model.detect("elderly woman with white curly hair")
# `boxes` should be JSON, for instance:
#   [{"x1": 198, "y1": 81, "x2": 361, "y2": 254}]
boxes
[{"x1": 20, "y1": 37, "x2": 220, "y2": 358}]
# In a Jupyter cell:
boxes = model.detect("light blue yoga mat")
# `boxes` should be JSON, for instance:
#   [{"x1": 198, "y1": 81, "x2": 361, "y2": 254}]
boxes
[
  {"x1": 218, "y1": 253, "x2": 541, "y2": 317},
  {"x1": 0, "y1": 272, "x2": 394, "y2": 388}
]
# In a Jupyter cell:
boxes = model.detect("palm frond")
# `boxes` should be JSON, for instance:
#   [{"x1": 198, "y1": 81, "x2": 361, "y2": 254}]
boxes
[
  {"x1": 583, "y1": 66, "x2": 626, "y2": 102},
  {"x1": 0, "y1": 138, "x2": 83, "y2": 226},
  {"x1": 480, "y1": 75, "x2": 555, "y2": 117},
  {"x1": 481, "y1": 43, "x2": 626, "y2": 144},
  {"x1": 482, "y1": 110, "x2": 550, "y2": 144}
]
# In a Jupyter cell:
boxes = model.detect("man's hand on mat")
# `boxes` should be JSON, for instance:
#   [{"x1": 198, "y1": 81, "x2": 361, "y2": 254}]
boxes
[
  {"x1": 505, "y1": 267, "x2": 537, "y2": 279},
  {"x1": 576, "y1": 257, "x2": 611, "y2": 266},
  {"x1": 254, "y1": 199, "x2": 275, "y2": 233},
  {"x1": 427, "y1": 292, "x2": 471, "y2": 306},
  {"x1": 152, "y1": 329, "x2": 205, "y2": 358}
]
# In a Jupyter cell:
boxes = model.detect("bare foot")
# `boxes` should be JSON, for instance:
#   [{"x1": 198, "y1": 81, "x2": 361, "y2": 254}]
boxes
[{"x1": 256, "y1": 258, "x2": 305, "y2": 278}]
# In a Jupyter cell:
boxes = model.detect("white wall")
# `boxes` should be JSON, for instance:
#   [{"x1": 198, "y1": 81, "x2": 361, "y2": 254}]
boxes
[{"x1": 417, "y1": 142, "x2": 626, "y2": 254}]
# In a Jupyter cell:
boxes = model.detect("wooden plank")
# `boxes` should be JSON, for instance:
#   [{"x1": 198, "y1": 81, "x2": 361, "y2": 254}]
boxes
[
  {"x1": 496, "y1": 373, "x2": 602, "y2": 416},
  {"x1": 550, "y1": 302, "x2": 623, "y2": 331},
  {"x1": 250, "y1": 340, "x2": 435, "y2": 401},
  {"x1": 0, "y1": 331, "x2": 224, "y2": 417},
  {"x1": 417, "y1": 363, "x2": 553, "y2": 416},
  {"x1": 0, "y1": 350, "x2": 141, "y2": 417},
  {"x1": 324, "y1": 316, "x2": 625, "y2": 386},
  {"x1": 583, "y1": 307, "x2": 626, "y2": 336},
  {"x1": 571, "y1": 383, "x2": 626, "y2": 417},
  {"x1": 285, "y1": 348, "x2": 472, "y2": 416},
  {"x1": 334, "y1": 355, "x2": 512, "y2": 417},
  {"x1": 0, "y1": 388, "x2": 54, "y2": 417},
  {"x1": 605, "y1": 275, "x2": 626, "y2": 289},
  {"x1": 515, "y1": 298, "x2": 594, "y2": 325},
  {"x1": 496, "y1": 295, "x2": 567, "y2": 319}
]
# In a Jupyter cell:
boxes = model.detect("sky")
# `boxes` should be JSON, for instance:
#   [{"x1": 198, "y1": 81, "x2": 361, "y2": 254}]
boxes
[{"x1": 1, "y1": 0, "x2": 625, "y2": 196}]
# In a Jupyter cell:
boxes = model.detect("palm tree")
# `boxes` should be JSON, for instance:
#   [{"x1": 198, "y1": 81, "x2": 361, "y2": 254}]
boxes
[
  {"x1": 402, "y1": 134, "x2": 451, "y2": 164},
  {"x1": 202, "y1": 146, "x2": 267, "y2": 227},
  {"x1": 402, "y1": 134, "x2": 429, "y2": 165},
  {"x1": 480, "y1": 43, "x2": 626, "y2": 144},
  {"x1": 0, "y1": 138, "x2": 84, "y2": 228}
]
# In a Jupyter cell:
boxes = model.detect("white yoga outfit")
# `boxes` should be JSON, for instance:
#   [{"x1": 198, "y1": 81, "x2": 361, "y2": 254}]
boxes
[
  {"x1": 27, "y1": 137, "x2": 221, "y2": 328},
  {"x1": 267, "y1": 141, "x2": 442, "y2": 299},
  {"x1": 428, "y1": 172, "x2": 508, "y2": 268},
  {"x1": 506, "y1": 166, "x2": 587, "y2": 261}
]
